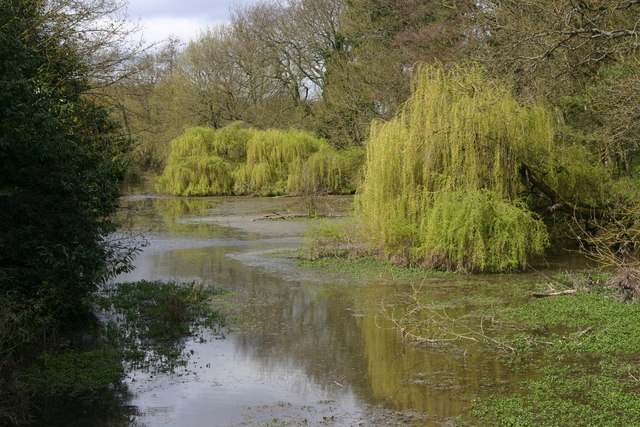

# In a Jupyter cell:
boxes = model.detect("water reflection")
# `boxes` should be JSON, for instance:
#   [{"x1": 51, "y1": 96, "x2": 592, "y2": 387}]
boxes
[
  {"x1": 30, "y1": 385, "x2": 137, "y2": 427},
  {"x1": 114, "y1": 191, "x2": 526, "y2": 425}
]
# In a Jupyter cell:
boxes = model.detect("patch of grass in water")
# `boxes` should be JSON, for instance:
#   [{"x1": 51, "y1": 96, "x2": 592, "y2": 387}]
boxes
[
  {"x1": 99, "y1": 280, "x2": 226, "y2": 372},
  {"x1": 471, "y1": 360, "x2": 640, "y2": 426},
  {"x1": 261, "y1": 248, "x2": 306, "y2": 258},
  {"x1": 298, "y1": 256, "x2": 454, "y2": 279},
  {"x1": 469, "y1": 287, "x2": 640, "y2": 426},
  {"x1": 27, "y1": 350, "x2": 124, "y2": 398}
]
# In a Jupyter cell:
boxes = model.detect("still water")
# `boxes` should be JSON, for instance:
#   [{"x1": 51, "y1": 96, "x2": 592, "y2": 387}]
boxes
[{"x1": 109, "y1": 191, "x2": 550, "y2": 426}]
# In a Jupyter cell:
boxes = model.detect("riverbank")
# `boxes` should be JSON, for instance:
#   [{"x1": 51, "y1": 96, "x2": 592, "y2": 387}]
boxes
[
  {"x1": 294, "y1": 252, "x2": 640, "y2": 426},
  {"x1": 19, "y1": 191, "x2": 638, "y2": 426}
]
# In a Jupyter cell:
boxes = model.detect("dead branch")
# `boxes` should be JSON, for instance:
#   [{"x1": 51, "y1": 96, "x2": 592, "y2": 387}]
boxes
[
  {"x1": 576, "y1": 326, "x2": 594, "y2": 337},
  {"x1": 380, "y1": 284, "x2": 517, "y2": 353},
  {"x1": 251, "y1": 212, "x2": 344, "y2": 221},
  {"x1": 531, "y1": 289, "x2": 578, "y2": 298}
]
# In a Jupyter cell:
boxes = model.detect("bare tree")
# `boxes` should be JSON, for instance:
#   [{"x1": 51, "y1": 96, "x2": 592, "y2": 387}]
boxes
[
  {"x1": 474, "y1": 0, "x2": 640, "y2": 92},
  {"x1": 41, "y1": 0, "x2": 146, "y2": 86}
]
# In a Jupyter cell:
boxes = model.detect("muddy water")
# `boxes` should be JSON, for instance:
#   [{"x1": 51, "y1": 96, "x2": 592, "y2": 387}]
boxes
[{"x1": 112, "y1": 191, "x2": 566, "y2": 426}]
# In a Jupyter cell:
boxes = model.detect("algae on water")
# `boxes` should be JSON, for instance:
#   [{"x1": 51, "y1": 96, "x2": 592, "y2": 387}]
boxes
[{"x1": 157, "y1": 123, "x2": 362, "y2": 196}]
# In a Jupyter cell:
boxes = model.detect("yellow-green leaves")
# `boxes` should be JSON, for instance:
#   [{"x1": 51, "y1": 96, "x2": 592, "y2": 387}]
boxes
[
  {"x1": 157, "y1": 124, "x2": 363, "y2": 196},
  {"x1": 356, "y1": 64, "x2": 553, "y2": 272}
]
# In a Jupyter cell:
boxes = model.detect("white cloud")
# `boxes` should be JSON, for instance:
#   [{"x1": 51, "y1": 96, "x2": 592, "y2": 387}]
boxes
[
  {"x1": 137, "y1": 16, "x2": 223, "y2": 45},
  {"x1": 122, "y1": 0, "x2": 265, "y2": 46}
]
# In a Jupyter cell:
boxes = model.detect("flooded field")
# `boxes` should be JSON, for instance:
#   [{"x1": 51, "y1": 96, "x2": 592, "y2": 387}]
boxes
[{"x1": 85, "y1": 190, "x2": 584, "y2": 426}]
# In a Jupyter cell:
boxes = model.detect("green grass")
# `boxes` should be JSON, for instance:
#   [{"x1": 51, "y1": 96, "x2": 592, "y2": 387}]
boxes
[
  {"x1": 499, "y1": 291, "x2": 640, "y2": 355},
  {"x1": 468, "y1": 285, "x2": 640, "y2": 426},
  {"x1": 471, "y1": 362, "x2": 640, "y2": 426},
  {"x1": 297, "y1": 256, "x2": 455, "y2": 279},
  {"x1": 261, "y1": 249, "x2": 306, "y2": 258},
  {"x1": 27, "y1": 350, "x2": 124, "y2": 398}
]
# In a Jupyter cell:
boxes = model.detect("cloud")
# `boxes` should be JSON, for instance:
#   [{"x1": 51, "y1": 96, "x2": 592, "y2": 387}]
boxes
[
  {"x1": 122, "y1": 0, "x2": 264, "y2": 45},
  {"x1": 137, "y1": 16, "x2": 223, "y2": 45},
  {"x1": 125, "y1": 0, "x2": 261, "y2": 22}
]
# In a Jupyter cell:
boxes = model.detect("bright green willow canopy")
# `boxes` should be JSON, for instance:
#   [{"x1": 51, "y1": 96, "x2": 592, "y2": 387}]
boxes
[{"x1": 356, "y1": 64, "x2": 553, "y2": 272}]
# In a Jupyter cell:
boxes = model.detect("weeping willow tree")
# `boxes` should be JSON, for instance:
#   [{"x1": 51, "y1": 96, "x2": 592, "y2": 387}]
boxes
[
  {"x1": 156, "y1": 126, "x2": 249, "y2": 196},
  {"x1": 235, "y1": 129, "x2": 327, "y2": 195},
  {"x1": 158, "y1": 124, "x2": 362, "y2": 196},
  {"x1": 356, "y1": 64, "x2": 555, "y2": 272}
]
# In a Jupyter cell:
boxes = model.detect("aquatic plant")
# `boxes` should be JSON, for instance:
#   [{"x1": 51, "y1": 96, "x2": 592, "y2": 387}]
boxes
[
  {"x1": 99, "y1": 281, "x2": 226, "y2": 372},
  {"x1": 27, "y1": 351, "x2": 123, "y2": 398},
  {"x1": 356, "y1": 64, "x2": 553, "y2": 272}
]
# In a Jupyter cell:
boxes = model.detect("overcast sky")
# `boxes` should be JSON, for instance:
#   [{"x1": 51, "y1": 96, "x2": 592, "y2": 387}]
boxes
[{"x1": 125, "y1": 0, "x2": 262, "y2": 45}]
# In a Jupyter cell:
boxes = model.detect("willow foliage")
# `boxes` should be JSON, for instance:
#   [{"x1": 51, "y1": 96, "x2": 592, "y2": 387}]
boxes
[
  {"x1": 356, "y1": 64, "x2": 553, "y2": 272},
  {"x1": 157, "y1": 126, "x2": 242, "y2": 196},
  {"x1": 158, "y1": 124, "x2": 361, "y2": 196}
]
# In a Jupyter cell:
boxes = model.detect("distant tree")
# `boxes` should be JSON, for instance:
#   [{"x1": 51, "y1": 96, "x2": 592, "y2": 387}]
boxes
[
  {"x1": 232, "y1": 0, "x2": 345, "y2": 105},
  {"x1": 319, "y1": 0, "x2": 470, "y2": 146},
  {"x1": 106, "y1": 38, "x2": 185, "y2": 176}
]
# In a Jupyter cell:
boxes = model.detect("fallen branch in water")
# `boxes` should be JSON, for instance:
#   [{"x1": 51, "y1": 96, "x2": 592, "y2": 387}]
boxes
[
  {"x1": 251, "y1": 212, "x2": 344, "y2": 221},
  {"x1": 251, "y1": 212, "x2": 308, "y2": 221},
  {"x1": 531, "y1": 289, "x2": 578, "y2": 298},
  {"x1": 380, "y1": 284, "x2": 517, "y2": 353}
]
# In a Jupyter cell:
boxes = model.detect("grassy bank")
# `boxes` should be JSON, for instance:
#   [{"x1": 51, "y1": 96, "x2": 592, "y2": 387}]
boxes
[{"x1": 468, "y1": 279, "x2": 640, "y2": 426}]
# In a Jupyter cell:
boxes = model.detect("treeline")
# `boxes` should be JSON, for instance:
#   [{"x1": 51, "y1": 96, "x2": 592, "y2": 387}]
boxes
[
  {"x1": 113, "y1": 0, "x2": 639, "y2": 270},
  {"x1": 108, "y1": 0, "x2": 469, "y2": 174},
  {"x1": 113, "y1": 0, "x2": 639, "y2": 176}
]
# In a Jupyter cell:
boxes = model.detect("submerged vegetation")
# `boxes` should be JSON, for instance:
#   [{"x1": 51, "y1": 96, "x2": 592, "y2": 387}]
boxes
[
  {"x1": 14, "y1": 280, "x2": 226, "y2": 424},
  {"x1": 157, "y1": 124, "x2": 363, "y2": 196},
  {"x1": 99, "y1": 281, "x2": 226, "y2": 371},
  {"x1": 471, "y1": 284, "x2": 640, "y2": 425}
]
